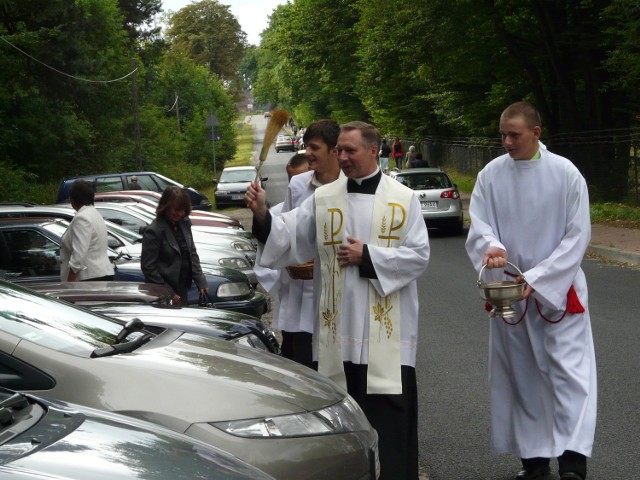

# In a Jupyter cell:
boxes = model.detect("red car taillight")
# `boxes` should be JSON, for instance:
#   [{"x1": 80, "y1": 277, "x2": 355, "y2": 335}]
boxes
[{"x1": 441, "y1": 190, "x2": 460, "y2": 199}]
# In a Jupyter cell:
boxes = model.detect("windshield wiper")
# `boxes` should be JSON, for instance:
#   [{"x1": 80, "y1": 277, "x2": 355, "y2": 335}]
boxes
[
  {"x1": 114, "y1": 318, "x2": 146, "y2": 344},
  {"x1": 91, "y1": 318, "x2": 152, "y2": 358},
  {"x1": 91, "y1": 333, "x2": 153, "y2": 358},
  {"x1": 0, "y1": 392, "x2": 30, "y2": 426}
]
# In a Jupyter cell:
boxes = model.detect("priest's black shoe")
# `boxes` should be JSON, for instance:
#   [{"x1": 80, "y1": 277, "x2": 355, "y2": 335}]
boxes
[
  {"x1": 560, "y1": 473, "x2": 585, "y2": 480},
  {"x1": 515, "y1": 465, "x2": 551, "y2": 480}
]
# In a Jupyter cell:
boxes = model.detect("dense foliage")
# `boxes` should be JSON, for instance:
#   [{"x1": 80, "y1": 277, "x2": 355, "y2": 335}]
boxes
[
  {"x1": 0, "y1": 0, "x2": 244, "y2": 203},
  {"x1": 252, "y1": 0, "x2": 640, "y2": 201},
  {"x1": 2, "y1": 1, "x2": 640, "y2": 203}
]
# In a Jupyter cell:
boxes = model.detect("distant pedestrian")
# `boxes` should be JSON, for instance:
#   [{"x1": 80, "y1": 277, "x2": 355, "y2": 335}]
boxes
[
  {"x1": 392, "y1": 137, "x2": 404, "y2": 170},
  {"x1": 409, "y1": 152, "x2": 429, "y2": 168},
  {"x1": 127, "y1": 175, "x2": 142, "y2": 190},
  {"x1": 379, "y1": 138, "x2": 391, "y2": 173},
  {"x1": 404, "y1": 145, "x2": 417, "y2": 168}
]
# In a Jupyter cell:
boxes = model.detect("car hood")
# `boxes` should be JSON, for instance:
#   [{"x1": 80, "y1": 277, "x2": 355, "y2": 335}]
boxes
[
  {"x1": 0, "y1": 392, "x2": 273, "y2": 480},
  {"x1": 14, "y1": 331, "x2": 345, "y2": 429}
]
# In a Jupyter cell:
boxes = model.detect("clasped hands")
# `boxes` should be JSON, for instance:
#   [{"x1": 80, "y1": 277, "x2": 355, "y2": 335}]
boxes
[{"x1": 337, "y1": 236, "x2": 363, "y2": 268}]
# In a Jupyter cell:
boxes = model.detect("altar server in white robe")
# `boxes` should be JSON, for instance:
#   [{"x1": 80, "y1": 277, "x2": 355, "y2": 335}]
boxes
[
  {"x1": 465, "y1": 101, "x2": 596, "y2": 480},
  {"x1": 278, "y1": 121, "x2": 342, "y2": 367},
  {"x1": 246, "y1": 121, "x2": 430, "y2": 480},
  {"x1": 253, "y1": 153, "x2": 315, "y2": 366}
]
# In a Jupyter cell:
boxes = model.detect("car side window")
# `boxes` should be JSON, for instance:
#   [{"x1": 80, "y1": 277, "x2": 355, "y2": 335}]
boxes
[
  {"x1": 136, "y1": 175, "x2": 163, "y2": 192},
  {"x1": 96, "y1": 208, "x2": 147, "y2": 235},
  {"x1": 96, "y1": 177, "x2": 125, "y2": 192},
  {"x1": 2, "y1": 229, "x2": 60, "y2": 277}
]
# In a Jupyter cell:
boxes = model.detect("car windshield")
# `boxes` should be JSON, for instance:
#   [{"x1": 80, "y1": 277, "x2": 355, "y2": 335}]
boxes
[
  {"x1": 0, "y1": 282, "x2": 124, "y2": 355},
  {"x1": 396, "y1": 173, "x2": 453, "y2": 190},
  {"x1": 105, "y1": 220, "x2": 143, "y2": 244},
  {"x1": 219, "y1": 170, "x2": 256, "y2": 183}
]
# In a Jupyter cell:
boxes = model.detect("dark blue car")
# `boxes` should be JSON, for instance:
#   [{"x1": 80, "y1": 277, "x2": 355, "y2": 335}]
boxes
[{"x1": 56, "y1": 171, "x2": 212, "y2": 211}]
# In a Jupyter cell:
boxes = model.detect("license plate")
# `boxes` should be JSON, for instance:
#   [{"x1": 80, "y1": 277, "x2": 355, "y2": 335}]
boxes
[
  {"x1": 421, "y1": 201, "x2": 438, "y2": 208},
  {"x1": 231, "y1": 194, "x2": 244, "y2": 200}
]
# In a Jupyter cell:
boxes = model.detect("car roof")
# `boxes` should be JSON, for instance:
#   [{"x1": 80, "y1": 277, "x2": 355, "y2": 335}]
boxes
[
  {"x1": 0, "y1": 217, "x2": 69, "y2": 227},
  {"x1": 29, "y1": 281, "x2": 173, "y2": 304},
  {"x1": 221, "y1": 166, "x2": 257, "y2": 172},
  {"x1": 394, "y1": 168, "x2": 444, "y2": 174}
]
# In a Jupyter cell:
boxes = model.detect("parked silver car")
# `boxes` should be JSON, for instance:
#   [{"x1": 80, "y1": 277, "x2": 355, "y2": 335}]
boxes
[
  {"x1": 0, "y1": 281, "x2": 379, "y2": 480},
  {"x1": 0, "y1": 388, "x2": 275, "y2": 479},
  {"x1": 390, "y1": 167, "x2": 464, "y2": 235}
]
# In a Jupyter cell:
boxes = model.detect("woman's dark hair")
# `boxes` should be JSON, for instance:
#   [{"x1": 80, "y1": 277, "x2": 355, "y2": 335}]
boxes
[
  {"x1": 69, "y1": 180, "x2": 95, "y2": 206},
  {"x1": 156, "y1": 186, "x2": 192, "y2": 218}
]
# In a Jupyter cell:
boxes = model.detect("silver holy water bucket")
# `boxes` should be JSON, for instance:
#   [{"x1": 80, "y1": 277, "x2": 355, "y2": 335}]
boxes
[{"x1": 477, "y1": 262, "x2": 525, "y2": 318}]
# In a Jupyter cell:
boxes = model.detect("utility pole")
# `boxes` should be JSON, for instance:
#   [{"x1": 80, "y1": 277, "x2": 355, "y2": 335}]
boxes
[
  {"x1": 131, "y1": 59, "x2": 142, "y2": 169},
  {"x1": 206, "y1": 111, "x2": 221, "y2": 176},
  {"x1": 175, "y1": 91, "x2": 181, "y2": 133}
]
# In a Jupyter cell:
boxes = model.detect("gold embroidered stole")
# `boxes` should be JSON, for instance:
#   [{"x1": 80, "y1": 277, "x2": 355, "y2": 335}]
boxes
[{"x1": 315, "y1": 176, "x2": 413, "y2": 394}]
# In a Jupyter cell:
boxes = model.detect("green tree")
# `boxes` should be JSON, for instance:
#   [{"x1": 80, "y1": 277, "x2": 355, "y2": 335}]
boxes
[
  {"x1": 254, "y1": 0, "x2": 367, "y2": 125},
  {"x1": 166, "y1": 0, "x2": 247, "y2": 84}
]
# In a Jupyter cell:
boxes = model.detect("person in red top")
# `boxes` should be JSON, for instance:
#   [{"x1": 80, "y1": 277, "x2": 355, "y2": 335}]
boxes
[{"x1": 392, "y1": 137, "x2": 405, "y2": 170}]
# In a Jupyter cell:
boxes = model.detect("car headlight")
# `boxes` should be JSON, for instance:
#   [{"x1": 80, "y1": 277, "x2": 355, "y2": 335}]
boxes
[
  {"x1": 231, "y1": 241, "x2": 254, "y2": 251},
  {"x1": 234, "y1": 333, "x2": 269, "y2": 352},
  {"x1": 211, "y1": 396, "x2": 370, "y2": 438},
  {"x1": 216, "y1": 189, "x2": 228, "y2": 195},
  {"x1": 218, "y1": 257, "x2": 250, "y2": 269},
  {"x1": 216, "y1": 282, "x2": 251, "y2": 298}
]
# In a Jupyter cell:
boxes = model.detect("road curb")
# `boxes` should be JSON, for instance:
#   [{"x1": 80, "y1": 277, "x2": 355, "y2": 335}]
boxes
[{"x1": 587, "y1": 244, "x2": 640, "y2": 267}]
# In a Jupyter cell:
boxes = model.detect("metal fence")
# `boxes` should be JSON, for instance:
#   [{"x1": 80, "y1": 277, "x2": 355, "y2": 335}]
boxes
[{"x1": 393, "y1": 131, "x2": 640, "y2": 203}]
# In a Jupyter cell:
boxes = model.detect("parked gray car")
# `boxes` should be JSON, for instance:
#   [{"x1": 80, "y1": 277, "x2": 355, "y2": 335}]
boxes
[
  {"x1": 390, "y1": 167, "x2": 464, "y2": 235},
  {"x1": 0, "y1": 388, "x2": 275, "y2": 479},
  {"x1": 0, "y1": 280, "x2": 379, "y2": 480},
  {"x1": 27, "y1": 282, "x2": 280, "y2": 354}
]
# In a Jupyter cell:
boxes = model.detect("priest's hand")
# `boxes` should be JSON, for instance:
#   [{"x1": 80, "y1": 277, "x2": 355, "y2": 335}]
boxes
[
  {"x1": 482, "y1": 247, "x2": 507, "y2": 269},
  {"x1": 245, "y1": 180, "x2": 268, "y2": 223},
  {"x1": 338, "y1": 236, "x2": 363, "y2": 267}
]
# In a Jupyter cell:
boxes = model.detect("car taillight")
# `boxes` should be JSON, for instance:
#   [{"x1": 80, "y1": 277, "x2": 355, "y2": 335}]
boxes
[{"x1": 441, "y1": 190, "x2": 460, "y2": 199}]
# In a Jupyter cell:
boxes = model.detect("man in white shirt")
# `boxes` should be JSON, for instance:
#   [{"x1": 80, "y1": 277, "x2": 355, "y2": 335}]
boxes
[
  {"x1": 466, "y1": 101, "x2": 596, "y2": 480},
  {"x1": 273, "y1": 119, "x2": 342, "y2": 367},
  {"x1": 246, "y1": 121, "x2": 429, "y2": 480}
]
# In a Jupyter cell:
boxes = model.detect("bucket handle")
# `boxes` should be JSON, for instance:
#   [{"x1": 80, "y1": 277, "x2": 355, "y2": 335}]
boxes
[{"x1": 478, "y1": 261, "x2": 524, "y2": 285}]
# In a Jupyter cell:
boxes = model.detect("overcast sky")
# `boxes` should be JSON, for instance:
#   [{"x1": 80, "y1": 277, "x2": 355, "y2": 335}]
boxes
[{"x1": 161, "y1": 0, "x2": 285, "y2": 46}]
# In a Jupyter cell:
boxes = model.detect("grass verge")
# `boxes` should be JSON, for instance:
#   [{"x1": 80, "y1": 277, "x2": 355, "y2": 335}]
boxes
[{"x1": 202, "y1": 118, "x2": 255, "y2": 208}]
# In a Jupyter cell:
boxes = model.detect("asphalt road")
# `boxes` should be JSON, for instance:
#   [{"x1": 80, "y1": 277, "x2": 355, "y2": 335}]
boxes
[{"x1": 249, "y1": 115, "x2": 640, "y2": 480}]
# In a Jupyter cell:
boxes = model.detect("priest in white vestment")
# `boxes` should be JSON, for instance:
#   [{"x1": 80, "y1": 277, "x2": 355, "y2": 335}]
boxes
[
  {"x1": 246, "y1": 121, "x2": 430, "y2": 480},
  {"x1": 465, "y1": 101, "x2": 597, "y2": 480}
]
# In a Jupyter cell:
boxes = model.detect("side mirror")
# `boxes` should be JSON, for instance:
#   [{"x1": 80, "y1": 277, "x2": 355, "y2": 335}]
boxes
[
  {"x1": 261, "y1": 177, "x2": 269, "y2": 182},
  {"x1": 212, "y1": 179, "x2": 218, "y2": 185}
]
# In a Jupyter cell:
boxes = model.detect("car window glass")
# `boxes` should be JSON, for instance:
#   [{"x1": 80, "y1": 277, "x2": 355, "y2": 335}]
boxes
[
  {"x1": 95, "y1": 177, "x2": 125, "y2": 192},
  {"x1": 219, "y1": 170, "x2": 256, "y2": 183},
  {"x1": 105, "y1": 221, "x2": 142, "y2": 244},
  {"x1": 135, "y1": 175, "x2": 162, "y2": 192},
  {"x1": 0, "y1": 285, "x2": 122, "y2": 353},
  {"x1": 128, "y1": 204, "x2": 156, "y2": 219},
  {"x1": 2, "y1": 229, "x2": 60, "y2": 277},
  {"x1": 96, "y1": 208, "x2": 148, "y2": 235}
]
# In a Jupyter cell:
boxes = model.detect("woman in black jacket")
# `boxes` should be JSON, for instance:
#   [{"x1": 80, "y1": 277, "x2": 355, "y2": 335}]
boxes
[{"x1": 141, "y1": 186, "x2": 208, "y2": 305}]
